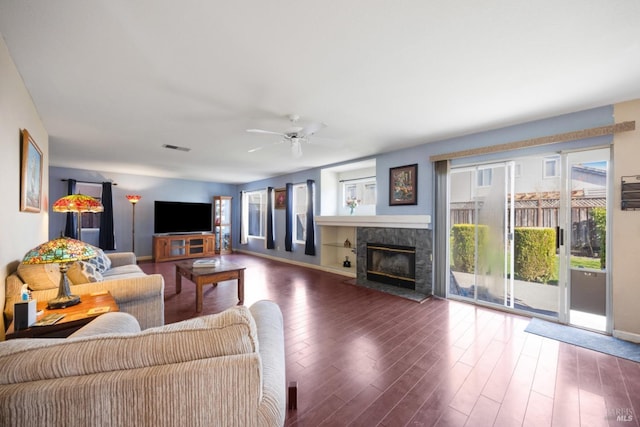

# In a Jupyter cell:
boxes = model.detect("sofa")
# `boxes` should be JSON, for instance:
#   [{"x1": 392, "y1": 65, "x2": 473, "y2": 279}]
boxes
[
  {"x1": 0, "y1": 300, "x2": 286, "y2": 427},
  {"x1": 3, "y1": 251, "x2": 165, "y2": 336}
]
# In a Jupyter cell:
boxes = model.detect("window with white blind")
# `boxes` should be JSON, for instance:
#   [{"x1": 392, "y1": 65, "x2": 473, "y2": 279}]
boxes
[
  {"x1": 247, "y1": 189, "x2": 266, "y2": 238},
  {"x1": 293, "y1": 184, "x2": 307, "y2": 243}
]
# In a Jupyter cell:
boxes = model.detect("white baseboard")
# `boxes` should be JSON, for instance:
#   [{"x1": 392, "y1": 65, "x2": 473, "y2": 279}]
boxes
[{"x1": 613, "y1": 329, "x2": 640, "y2": 343}]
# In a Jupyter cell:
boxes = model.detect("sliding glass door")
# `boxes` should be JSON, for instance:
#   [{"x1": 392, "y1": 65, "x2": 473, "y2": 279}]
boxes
[
  {"x1": 564, "y1": 149, "x2": 610, "y2": 332},
  {"x1": 448, "y1": 162, "x2": 514, "y2": 309},
  {"x1": 448, "y1": 148, "x2": 610, "y2": 332}
]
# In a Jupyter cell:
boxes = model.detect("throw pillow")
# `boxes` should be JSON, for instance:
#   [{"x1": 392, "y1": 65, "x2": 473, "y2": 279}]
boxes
[
  {"x1": 17, "y1": 263, "x2": 61, "y2": 291},
  {"x1": 67, "y1": 261, "x2": 104, "y2": 285},
  {"x1": 86, "y1": 245, "x2": 111, "y2": 273}
]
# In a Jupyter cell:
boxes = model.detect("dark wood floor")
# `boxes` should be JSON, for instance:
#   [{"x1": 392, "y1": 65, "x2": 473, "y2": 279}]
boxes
[{"x1": 140, "y1": 253, "x2": 640, "y2": 427}]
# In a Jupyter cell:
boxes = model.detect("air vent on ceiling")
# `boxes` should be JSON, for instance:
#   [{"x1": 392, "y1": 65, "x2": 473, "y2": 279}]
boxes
[{"x1": 162, "y1": 144, "x2": 191, "y2": 152}]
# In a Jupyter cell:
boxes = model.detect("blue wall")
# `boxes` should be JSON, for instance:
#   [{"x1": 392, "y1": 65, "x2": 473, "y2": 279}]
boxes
[
  {"x1": 49, "y1": 105, "x2": 614, "y2": 264},
  {"x1": 49, "y1": 167, "x2": 236, "y2": 257}
]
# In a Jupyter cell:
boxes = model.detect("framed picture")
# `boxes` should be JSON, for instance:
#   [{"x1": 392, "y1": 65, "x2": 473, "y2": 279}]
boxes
[
  {"x1": 20, "y1": 129, "x2": 43, "y2": 213},
  {"x1": 274, "y1": 188, "x2": 286, "y2": 209},
  {"x1": 389, "y1": 163, "x2": 417, "y2": 206}
]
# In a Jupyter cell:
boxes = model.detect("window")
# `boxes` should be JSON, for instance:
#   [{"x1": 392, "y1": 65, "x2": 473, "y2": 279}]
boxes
[
  {"x1": 477, "y1": 168, "x2": 492, "y2": 187},
  {"x1": 76, "y1": 182, "x2": 102, "y2": 229},
  {"x1": 544, "y1": 156, "x2": 560, "y2": 178},
  {"x1": 247, "y1": 190, "x2": 266, "y2": 238},
  {"x1": 514, "y1": 163, "x2": 522, "y2": 178},
  {"x1": 293, "y1": 184, "x2": 307, "y2": 243},
  {"x1": 342, "y1": 178, "x2": 376, "y2": 206}
]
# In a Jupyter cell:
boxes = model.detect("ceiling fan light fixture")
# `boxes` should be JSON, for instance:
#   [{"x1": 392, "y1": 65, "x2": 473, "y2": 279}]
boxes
[{"x1": 291, "y1": 139, "x2": 303, "y2": 158}]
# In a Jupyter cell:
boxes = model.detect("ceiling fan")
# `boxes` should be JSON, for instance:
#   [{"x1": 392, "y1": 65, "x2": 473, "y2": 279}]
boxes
[{"x1": 247, "y1": 114, "x2": 326, "y2": 158}]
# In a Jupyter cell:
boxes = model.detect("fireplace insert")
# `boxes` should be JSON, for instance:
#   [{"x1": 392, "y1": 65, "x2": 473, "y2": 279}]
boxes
[{"x1": 366, "y1": 243, "x2": 416, "y2": 290}]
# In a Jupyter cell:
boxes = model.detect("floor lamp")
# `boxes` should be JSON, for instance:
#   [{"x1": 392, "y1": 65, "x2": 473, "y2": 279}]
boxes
[
  {"x1": 53, "y1": 194, "x2": 104, "y2": 241},
  {"x1": 126, "y1": 195, "x2": 141, "y2": 253}
]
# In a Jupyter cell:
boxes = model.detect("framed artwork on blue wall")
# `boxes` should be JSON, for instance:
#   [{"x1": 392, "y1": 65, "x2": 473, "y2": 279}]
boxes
[
  {"x1": 389, "y1": 163, "x2": 417, "y2": 206},
  {"x1": 274, "y1": 188, "x2": 286, "y2": 209}
]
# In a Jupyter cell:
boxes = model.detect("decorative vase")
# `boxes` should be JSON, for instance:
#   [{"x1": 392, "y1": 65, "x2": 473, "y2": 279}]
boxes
[{"x1": 349, "y1": 206, "x2": 355, "y2": 215}]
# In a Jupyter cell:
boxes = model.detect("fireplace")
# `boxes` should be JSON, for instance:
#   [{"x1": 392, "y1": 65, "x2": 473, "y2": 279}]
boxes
[
  {"x1": 356, "y1": 226, "x2": 432, "y2": 298},
  {"x1": 367, "y1": 243, "x2": 416, "y2": 290}
]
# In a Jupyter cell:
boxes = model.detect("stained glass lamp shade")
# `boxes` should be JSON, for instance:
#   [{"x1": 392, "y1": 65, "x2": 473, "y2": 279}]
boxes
[
  {"x1": 22, "y1": 237, "x2": 97, "y2": 309},
  {"x1": 53, "y1": 194, "x2": 104, "y2": 240}
]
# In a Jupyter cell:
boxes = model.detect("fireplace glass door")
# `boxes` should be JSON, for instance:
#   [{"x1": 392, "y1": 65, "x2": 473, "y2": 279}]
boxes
[{"x1": 449, "y1": 162, "x2": 515, "y2": 309}]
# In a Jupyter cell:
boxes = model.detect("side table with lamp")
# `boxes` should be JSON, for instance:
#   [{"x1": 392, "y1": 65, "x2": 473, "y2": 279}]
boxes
[{"x1": 6, "y1": 236, "x2": 120, "y2": 339}]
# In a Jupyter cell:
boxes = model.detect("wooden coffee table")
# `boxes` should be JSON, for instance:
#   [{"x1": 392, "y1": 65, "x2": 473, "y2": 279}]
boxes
[
  {"x1": 5, "y1": 291, "x2": 119, "y2": 339},
  {"x1": 175, "y1": 259, "x2": 245, "y2": 312}
]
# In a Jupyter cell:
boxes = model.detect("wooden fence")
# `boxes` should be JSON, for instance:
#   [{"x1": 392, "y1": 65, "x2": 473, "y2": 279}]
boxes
[{"x1": 450, "y1": 196, "x2": 605, "y2": 256}]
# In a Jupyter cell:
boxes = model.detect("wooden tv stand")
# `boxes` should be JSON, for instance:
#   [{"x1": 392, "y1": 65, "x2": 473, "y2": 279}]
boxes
[{"x1": 153, "y1": 234, "x2": 215, "y2": 262}]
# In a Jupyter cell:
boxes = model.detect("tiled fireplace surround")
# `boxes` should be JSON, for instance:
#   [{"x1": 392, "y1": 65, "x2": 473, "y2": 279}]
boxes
[{"x1": 357, "y1": 226, "x2": 432, "y2": 300}]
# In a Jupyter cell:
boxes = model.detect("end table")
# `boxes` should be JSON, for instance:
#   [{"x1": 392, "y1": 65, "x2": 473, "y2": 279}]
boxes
[{"x1": 5, "y1": 291, "x2": 119, "y2": 339}]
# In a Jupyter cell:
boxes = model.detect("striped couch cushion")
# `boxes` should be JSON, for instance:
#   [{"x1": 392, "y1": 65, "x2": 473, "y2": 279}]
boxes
[{"x1": 0, "y1": 305, "x2": 258, "y2": 385}]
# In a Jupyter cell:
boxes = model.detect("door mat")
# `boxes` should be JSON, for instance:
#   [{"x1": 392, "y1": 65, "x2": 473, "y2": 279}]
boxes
[{"x1": 525, "y1": 318, "x2": 640, "y2": 363}]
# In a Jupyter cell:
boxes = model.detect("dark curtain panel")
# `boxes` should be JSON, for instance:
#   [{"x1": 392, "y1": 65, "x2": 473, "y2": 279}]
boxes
[
  {"x1": 239, "y1": 191, "x2": 247, "y2": 245},
  {"x1": 64, "y1": 179, "x2": 77, "y2": 239},
  {"x1": 98, "y1": 182, "x2": 116, "y2": 250},
  {"x1": 433, "y1": 160, "x2": 449, "y2": 297},
  {"x1": 266, "y1": 187, "x2": 275, "y2": 249},
  {"x1": 284, "y1": 183, "x2": 293, "y2": 252},
  {"x1": 304, "y1": 179, "x2": 316, "y2": 256}
]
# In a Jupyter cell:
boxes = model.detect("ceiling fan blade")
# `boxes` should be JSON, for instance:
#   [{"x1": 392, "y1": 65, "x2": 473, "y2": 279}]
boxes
[
  {"x1": 246, "y1": 128, "x2": 286, "y2": 137},
  {"x1": 298, "y1": 121, "x2": 327, "y2": 137},
  {"x1": 248, "y1": 138, "x2": 286, "y2": 153}
]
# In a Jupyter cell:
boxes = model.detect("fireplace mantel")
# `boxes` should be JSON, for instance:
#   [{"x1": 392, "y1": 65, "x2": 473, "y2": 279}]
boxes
[{"x1": 315, "y1": 215, "x2": 431, "y2": 229}]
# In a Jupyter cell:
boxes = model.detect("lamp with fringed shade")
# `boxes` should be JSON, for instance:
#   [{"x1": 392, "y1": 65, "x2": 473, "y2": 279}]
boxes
[
  {"x1": 22, "y1": 237, "x2": 97, "y2": 309},
  {"x1": 53, "y1": 194, "x2": 104, "y2": 240}
]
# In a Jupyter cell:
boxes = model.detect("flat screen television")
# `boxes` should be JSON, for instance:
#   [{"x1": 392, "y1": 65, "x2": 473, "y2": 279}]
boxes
[{"x1": 154, "y1": 201, "x2": 213, "y2": 234}]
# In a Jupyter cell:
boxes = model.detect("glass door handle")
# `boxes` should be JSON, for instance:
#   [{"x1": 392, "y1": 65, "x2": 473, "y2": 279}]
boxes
[{"x1": 556, "y1": 226, "x2": 564, "y2": 248}]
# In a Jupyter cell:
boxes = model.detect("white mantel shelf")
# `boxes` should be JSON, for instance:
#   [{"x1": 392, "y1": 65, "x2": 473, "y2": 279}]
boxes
[{"x1": 315, "y1": 215, "x2": 431, "y2": 229}]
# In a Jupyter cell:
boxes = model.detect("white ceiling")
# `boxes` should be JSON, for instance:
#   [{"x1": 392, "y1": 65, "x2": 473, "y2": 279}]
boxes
[{"x1": 2, "y1": 1, "x2": 640, "y2": 184}]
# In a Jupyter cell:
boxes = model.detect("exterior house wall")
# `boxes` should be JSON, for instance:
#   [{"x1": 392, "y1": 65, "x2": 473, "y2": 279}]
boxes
[{"x1": 612, "y1": 99, "x2": 640, "y2": 341}]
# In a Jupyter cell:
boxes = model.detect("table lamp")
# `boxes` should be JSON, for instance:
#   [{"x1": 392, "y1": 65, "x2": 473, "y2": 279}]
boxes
[
  {"x1": 22, "y1": 237, "x2": 97, "y2": 309},
  {"x1": 53, "y1": 194, "x2": 104, "y2": 240}
]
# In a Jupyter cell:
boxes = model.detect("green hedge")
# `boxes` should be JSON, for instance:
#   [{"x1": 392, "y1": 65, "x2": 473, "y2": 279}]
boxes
[
  {"x1": 592, "y1": 207, "x2": 606, "y2": 269},
  {"x1": 451, "y1": 224, "x2": 487, "y2": 273},
  {"x1": 513, "y1": 227, "x2": 556, "y2": 283},
  {"x1": 451, "y1": 225, "x2": 557, "y2": 283}
]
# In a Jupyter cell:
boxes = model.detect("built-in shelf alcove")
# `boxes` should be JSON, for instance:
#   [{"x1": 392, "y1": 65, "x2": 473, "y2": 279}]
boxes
[{"x1": 316, "y1": 215, "x2": 432, "y2": 300}]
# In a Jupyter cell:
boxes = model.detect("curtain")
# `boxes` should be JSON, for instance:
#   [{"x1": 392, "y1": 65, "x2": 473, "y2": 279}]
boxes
[
  {"x1": 64, "y1": 179, "x2": 77, "y2": 239},
  {"x1": 266, "y1": 187, "x2": 275, "y2": 249},
  {"x1": 304, "y1": 179, "x2": 316, "y2": 256},
  {"x1": 284, "y1": 183, "x2": 293, "y2": 252},
  {"x1": 433, "y1": 160, "x2": 449, "y2": 298},
  {"x1": 240, "y1": 191, "x2": 248, "y2": 245},
  {"x1": 99, "y1": 182, "x2": 116, "y2": 250}
]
